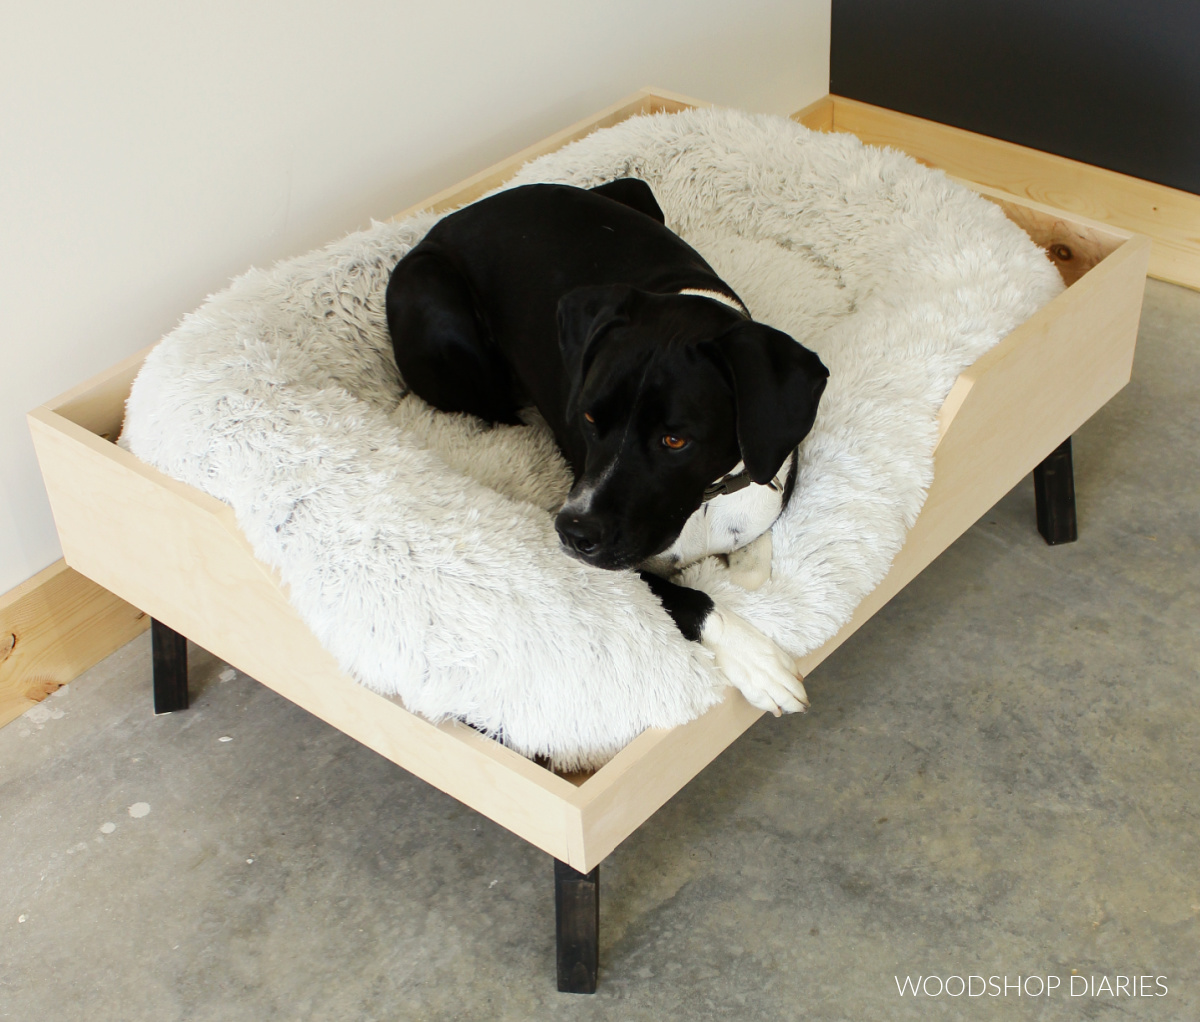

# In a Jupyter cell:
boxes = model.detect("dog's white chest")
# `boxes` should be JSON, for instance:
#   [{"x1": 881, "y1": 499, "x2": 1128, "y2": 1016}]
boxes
[{"x1": 643, "y1": 471, "x2": 786, "y2": 578}]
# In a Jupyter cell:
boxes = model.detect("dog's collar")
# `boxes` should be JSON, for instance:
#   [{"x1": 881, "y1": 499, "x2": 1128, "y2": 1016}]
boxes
[
  {"x1": 702, "y1": 460, "x2": 785, "y2": 502},
  {"x1": 677, "y1": 288, "x2": 750, "y2": 317},
  {"x1": 682, "y1": 287, "x2": 772, "y2": 503}
]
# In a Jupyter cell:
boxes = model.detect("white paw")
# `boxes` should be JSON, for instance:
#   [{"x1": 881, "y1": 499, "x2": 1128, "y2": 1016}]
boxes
[
  {"x1": 724, "y1": 530, "x2": 773, "y2": 591},
  {"x1": 701, "y1": 606, "x2": 808, "y2": 716}
]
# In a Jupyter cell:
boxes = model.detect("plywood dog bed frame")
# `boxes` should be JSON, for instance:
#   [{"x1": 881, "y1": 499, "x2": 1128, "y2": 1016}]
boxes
[{"x1": 29, "y1": 89, "x2": 1149, "y2": 993}]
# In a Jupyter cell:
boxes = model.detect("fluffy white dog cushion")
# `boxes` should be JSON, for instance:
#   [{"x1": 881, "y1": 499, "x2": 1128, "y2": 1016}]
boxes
[{"x1": 122, "y1": 108, "x2": 1063, "y2": 770}]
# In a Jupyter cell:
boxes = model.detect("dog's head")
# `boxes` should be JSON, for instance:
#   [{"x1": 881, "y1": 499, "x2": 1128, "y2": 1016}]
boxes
[{"x1": 553, "y1": 284, "x2": 828, "y2": 570}]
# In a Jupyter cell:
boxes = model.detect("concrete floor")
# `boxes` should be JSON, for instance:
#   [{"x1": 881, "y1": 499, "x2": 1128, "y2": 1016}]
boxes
[{"x1": 3, "y1": 279, "x2": 1197, "y2": 1021}]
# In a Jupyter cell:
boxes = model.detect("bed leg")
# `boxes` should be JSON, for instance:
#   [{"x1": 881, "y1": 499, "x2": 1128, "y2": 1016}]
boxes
[
  {"x1": 554, "y1": 859, "x2": 599, "y2": 994},
  {"x1": 1033, "y1": 437, "x2": 1078, "y2": 545},
  {"x1": 151, "y1": 619, "x2": 189, "y2": 714}
]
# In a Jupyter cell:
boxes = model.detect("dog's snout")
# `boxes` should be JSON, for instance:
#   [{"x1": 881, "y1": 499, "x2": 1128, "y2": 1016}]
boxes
[{"x1": 556, "y1": 512, "x2": 605, "y2": 558}]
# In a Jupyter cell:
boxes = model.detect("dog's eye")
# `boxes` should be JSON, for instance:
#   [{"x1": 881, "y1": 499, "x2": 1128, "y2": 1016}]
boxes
[
  {"x1": 662, "y1": 435, "x2": 689, "y2": 450},
  {"x1": 584, "y1": 412, "x2": 595, "y2": 423}
]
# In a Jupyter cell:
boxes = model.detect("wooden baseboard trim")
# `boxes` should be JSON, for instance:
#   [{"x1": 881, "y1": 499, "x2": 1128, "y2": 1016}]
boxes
[
  {"x1": 0, "y1": 560, "x2": 149, "y2": 729},
  {"x1": 792, "y1": 94, "x2": 1200, "y2": 291}
]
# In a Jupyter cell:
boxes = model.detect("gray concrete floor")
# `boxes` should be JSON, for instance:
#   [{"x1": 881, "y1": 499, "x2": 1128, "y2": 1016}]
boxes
[{"x1": 3, "y1": 279, "x2": 1197, "y2": 1021}]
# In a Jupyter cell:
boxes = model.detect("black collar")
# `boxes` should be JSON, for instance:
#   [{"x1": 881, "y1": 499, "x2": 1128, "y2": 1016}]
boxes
[
  {"x1": 702, "y1": 468, "x2": 754, "y2": 502},
  {"x1": 703, "y1": 450, "x2": 795, "y2": 503},
  {"x1": 703, "y1": 466, "x2": 785, "y2": 502}
]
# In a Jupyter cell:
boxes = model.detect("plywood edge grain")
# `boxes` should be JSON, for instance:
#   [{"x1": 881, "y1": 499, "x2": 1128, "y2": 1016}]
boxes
[
  {"x1": 573, "y1": 691, "x2": 762, "y2": 871},
  {"x1": 0, "y1": 559, "x2": 149, "y2": 730},
  {"x1": 49, "y1": 345, "x2": 154, "y2": 440}
]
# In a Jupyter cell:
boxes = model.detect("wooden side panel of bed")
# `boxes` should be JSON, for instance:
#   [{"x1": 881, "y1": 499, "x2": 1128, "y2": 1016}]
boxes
[
  {"x1": 797, "y1": 230, "x2": 1149, "y2": 671},
  {"x1": 818, "y1": 95, "x2": 1199, "y2": 291},
  {"x1": 28, "y1": 89, "x2": 1150, "y2": 873}
]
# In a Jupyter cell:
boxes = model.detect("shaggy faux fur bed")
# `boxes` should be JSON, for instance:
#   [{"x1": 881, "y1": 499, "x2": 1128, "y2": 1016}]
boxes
[{"x1": 121, "y1": 108, "x2": 1063, "y2": 770}]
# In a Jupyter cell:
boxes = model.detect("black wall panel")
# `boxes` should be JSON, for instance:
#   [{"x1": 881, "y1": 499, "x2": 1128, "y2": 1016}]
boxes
[{"x1": 831, "y1": 0, "x2": 1200, "y2": 194}]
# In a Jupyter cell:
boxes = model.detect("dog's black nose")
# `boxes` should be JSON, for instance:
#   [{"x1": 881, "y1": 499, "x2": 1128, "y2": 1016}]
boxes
[{"x1": 555, "y1": 513, "x2": 605, "y2": 558}]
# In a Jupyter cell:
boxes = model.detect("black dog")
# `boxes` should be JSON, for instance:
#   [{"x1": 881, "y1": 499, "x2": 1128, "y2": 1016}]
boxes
[{"x1": 386, "y1": 180, "x2": 827, "y2": 714}]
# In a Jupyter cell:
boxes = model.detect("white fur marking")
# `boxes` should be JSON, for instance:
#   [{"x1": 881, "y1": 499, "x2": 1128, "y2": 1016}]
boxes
[
  {"x1": 643, "y1": 454, "x2": 790, "y2": 576},
  {"x1": 677, "y1": 288, "x2": 748, "y2": 315},
  {"x1": 560, "y1": 456, "x2": 617, "y2": 515},
  {"x1": 725, "y1": 530, "x2": 773, "y2": 590}
]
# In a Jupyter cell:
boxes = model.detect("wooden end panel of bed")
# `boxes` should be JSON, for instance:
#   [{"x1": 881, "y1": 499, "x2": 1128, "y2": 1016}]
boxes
[{"x1": 28, "y1": 393, "x2": 591, "y2": 868}]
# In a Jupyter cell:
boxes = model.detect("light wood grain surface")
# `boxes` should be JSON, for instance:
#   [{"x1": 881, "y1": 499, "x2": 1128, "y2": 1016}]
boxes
[{"x1": 0, "y1": 559, "x2": 149, "y2": 729}]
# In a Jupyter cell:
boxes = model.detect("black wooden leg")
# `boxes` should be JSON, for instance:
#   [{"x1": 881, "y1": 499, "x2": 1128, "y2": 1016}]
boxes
[
  {"x1": 1033, "y1": 437, "x2": 1078, "y2": 545},
  {"x1": 555, "y1": 859, "x2": 599, "y2": 994},
  {"x1": 151, "y1": 618, "x2": 189, "y2": 714}
]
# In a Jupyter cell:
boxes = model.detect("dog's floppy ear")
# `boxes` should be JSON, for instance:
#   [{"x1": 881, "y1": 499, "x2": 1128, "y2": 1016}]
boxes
[
  {"x1": 556, "y1": 284, "x2": 634, "y2": 389},
  {"x1": 589, "y1": 178, "x2": 666, "y2": 224},
  {"x1": 713, "y1": 322, "x2": 829, "y2": 484}
]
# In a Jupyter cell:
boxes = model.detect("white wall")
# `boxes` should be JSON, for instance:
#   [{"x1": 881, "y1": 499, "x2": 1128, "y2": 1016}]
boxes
[{"x1": 0, "y1": 0, "x2": 830, "y2": 595}]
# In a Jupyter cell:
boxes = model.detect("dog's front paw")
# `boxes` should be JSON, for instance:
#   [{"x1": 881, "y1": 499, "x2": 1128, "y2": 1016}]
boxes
[{"x1": 701, "y1": 606, "x2": 808, "y2": 716}]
